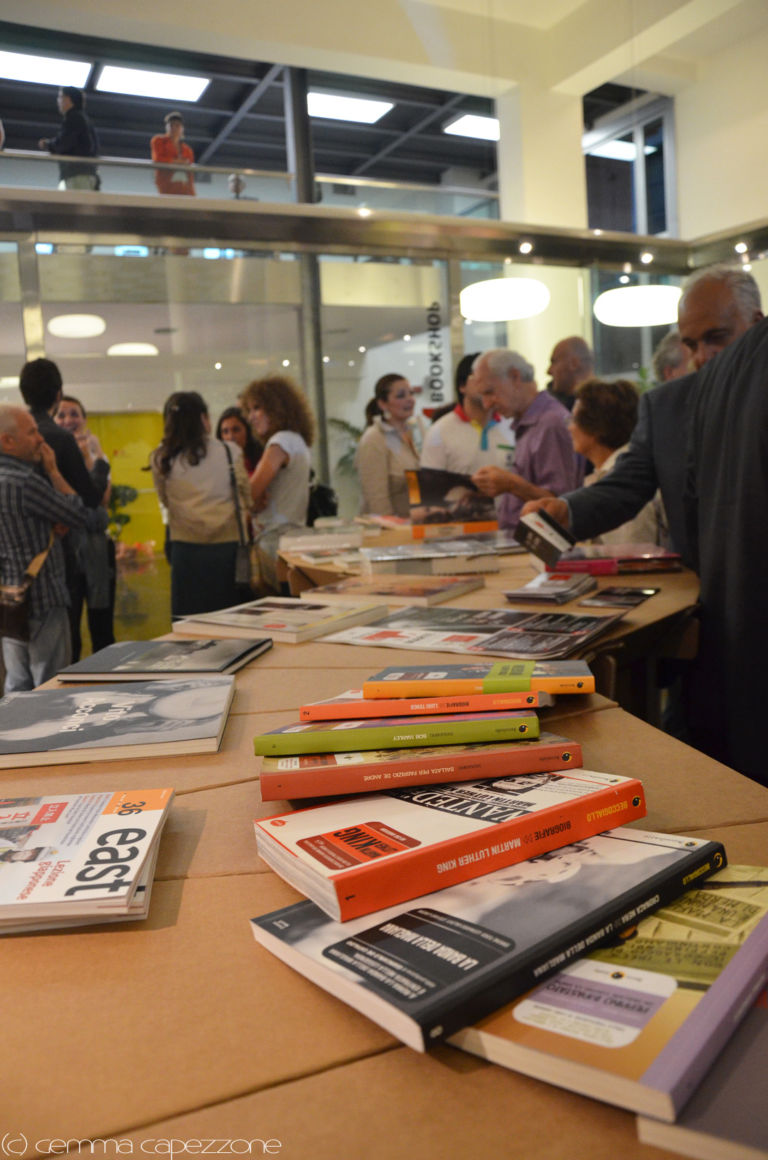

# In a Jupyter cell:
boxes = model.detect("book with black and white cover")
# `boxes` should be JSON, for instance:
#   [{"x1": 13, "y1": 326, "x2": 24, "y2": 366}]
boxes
[
  {"x1": 360, "y1": 540, "x2": 500, "y2": 576},
  {"x1": 514, "y1": 509, "x2": 576, "y2": 567},
  {"x1": 172, "y1": 596, "x2": 389, "y2": 643},
  {"x1": 452, "y1": 866, "x2": 768, "y2": 1121},
  {"x1": 0, "y1": 677, "x2": 235, "y2": 768},
  {"x1": 0, "y1": 788, "x2": 173, "y2": 931},
  {"x1": 298, "y1": 575, "x2": 484, "y2": 607},
  {"x1": 637, "y1": 989, "x2": 768, "y2": 1159},
  {"x1": 323, "y1": 606, "x2": 624, "y2": 661},
  {"x1": 58, "y1": 637, "x2": 272, "y2": 682},
  {"x1": 250, "y1": 828, "x2": 726, "y2": 1051},
  {"x1": 254, "y1": 769, "x2": 647, "y2": 920}
]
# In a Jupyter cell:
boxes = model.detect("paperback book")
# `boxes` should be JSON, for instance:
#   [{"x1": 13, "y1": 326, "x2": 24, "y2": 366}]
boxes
[
  {"x1": 324, "y1": 606, "x2": 623, "y2": 661},
  {"x1": 172, "y1": 596, "x2": 388, "y2": 643},
  {"x1": 637, "y1": 989, "x2": 768, "y2": 1159},
  {"x1": 58, "y1": 637, "x2": 272, "y2": 682},
  {"x1": 579, "y1": 586, "x2": 660, "y2": 609},
  {"x1": 549, "y1": 544, "x2": 683, "y2": 575},
  {"x1": 0, "y1": 788, "x2": 174, "y2": 932},
  {"x1": 405, "y1": 467, "x2": 498, "y2": 539},
  {"x1": 299, "y1": 687, "x2": 553, "y2": 723},
  {"x1": 360, "y1": 540, "x2": 500, "y2": 576},
  {"x1": 254, "y1": 708, "x2": 539, "y2": 757},
  {"x1": 514, "y1": 509, "x2": 576, "y2": 567},
  {"x1": 362, "y1": 661, "x2": 595, "y2": 698},
  {"x1": 278, "y1": 526, "x2": 363, "y2": 552},
  {"x1": 258, "y1": 731, "x2": 583, "y2": 801},
  {"x1": 250, "y1": 828, "x2": 726, "y2": 1051},
  {"x1": 254, "y1": 768, "x2": 647, "y2": 920},
  {"x1": 452, "y1": 865, "x2": 768, "y2": 1121},
  {"x1": 504, "y1": 572, "x2": 598, "y2": 605},
  {"x1": 0, "y1": 677, "x2": 235, "y2": 768},
  {"x1": 298, "y1": 575, "x2": 484, "y2": 607}
]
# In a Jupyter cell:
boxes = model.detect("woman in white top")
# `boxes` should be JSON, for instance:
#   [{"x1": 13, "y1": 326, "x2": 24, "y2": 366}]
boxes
[
  {"x1": 568, "y1": 378, "x2": 664, "y2": 545},
  {"x1": 355, "y1": 373, "x2": 422, "y2": 518},
  {"x1": 241, "y1": 374, "x2": 314, "y2": 592},
  {"x1": 151, "y1": 391, "x2": 250, "y2": 617}
]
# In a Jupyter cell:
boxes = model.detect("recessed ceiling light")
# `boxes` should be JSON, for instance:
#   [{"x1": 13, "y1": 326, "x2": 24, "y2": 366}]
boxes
[
  {"x1": 619, "y1": 275, "x2": 631, "y2": 284},
  {"x1": 403, "y1": 334, "x2": 412, "y2": 342},
  {"x1": 443, "y1": 114, "x2": 500, "y2": 141},
  {"x1": 640, "y1": 252, "x2": 654, "y2": 264},
  {"x1": 107, "y1": 342, "x2": 159, "y2": 356},
  {"x1": 48, "y1": 313, "x2": 106, "y2": 339},
  {"x1": 307, "y1": 92, "x2": 393, "y2": 124},
  {"x1": 96, "y1": 64, "x2": 209, "y2": 102},
  {"x1": 518, "y1": 241, "x2": 533, "y2": 255},
  {"x1": 214, "y1": 361, "x2": 222, "y2": 370},
  {"x1": 735, "y1": 242, "x2": 748, "y2": 254},
  {"x1": 0, "y1": 50, "x2": 91, "y2": 88},
  {"x1": 322, "y1": 356, "x2": 330, "y2": 364},
  {"x1": 357, "y1": 207, "x2": 372, "y2": 218},
  {"x1": 282, "y1": 359, "x2": 290, "y2": 368}
]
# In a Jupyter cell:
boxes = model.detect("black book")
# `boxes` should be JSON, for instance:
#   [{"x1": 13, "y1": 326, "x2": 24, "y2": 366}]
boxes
[{"x1": 58, "y1": 637, "x2": 272, "y2": 682}]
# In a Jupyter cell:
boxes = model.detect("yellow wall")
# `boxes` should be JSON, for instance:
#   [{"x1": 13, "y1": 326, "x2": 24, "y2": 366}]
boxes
[{"x1": 88, "y1": 412, "x2": 165, "y2": 548}]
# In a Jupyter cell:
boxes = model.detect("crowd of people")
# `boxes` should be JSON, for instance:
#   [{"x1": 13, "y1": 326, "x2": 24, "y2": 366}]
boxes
[{"x1": 1, "y1": 261, "x2": 766, "y2": 791}]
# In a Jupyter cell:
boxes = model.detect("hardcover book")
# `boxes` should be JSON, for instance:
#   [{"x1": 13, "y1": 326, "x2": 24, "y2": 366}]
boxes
[
  {"x1": 254, "y1": 767, "x2": 647, "y2": 920},
  {"x1": 299, "y1": 687, "x2": 553, "y2": 723},
  {"x1": 452, "y1": 865, "x2": 768, "y2": 1121},
  {"x1": 362, "y1": 661, "x2": 595, "y2": 699},
  {"x1": 406, "y1": 467, "x2": 498, "y2": 539},
  {"x1": 171, "y1": 596, "x2": 389, "y2": 642},
  {"x1": 0, "y1": 788, "x2": 174, "y2": 932},
  {"x1": 360, "y1": 540, "x2": 500, "y2": 576},
  {"x1": 258, "y1": 731, "x2": 583, "y2": 801},
  {"x1": 637, "y1": 989, "x2": 768, "y2": 1159},
  {"x1": 0, "y1": 677, "x2": 235, "y2": 768},
  {"x1": 254, "y1": 708, "x2": 539, "y2": 757},
  {"x1": 298, "y1": 575, "x2": 484, "y2": 607},
  {"x1": 323, "y1": 606, "x2": 623, "y2": 661},
  {"x1": 250, "y1": 828, "x2": 726, "y2": 1051},
  {"x1": 58, "y1": 637, "x2": 272, "y2": 682}
]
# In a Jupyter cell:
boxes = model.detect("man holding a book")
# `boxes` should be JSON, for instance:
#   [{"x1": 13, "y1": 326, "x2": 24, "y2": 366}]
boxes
[{"x1": 470, "y1": 349, "x2": 583, "y2": 530}]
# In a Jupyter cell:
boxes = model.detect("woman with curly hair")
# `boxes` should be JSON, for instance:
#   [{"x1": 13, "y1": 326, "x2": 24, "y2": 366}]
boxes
[
  {"x1": 151, "y1": 391, "x2": 251, "y2": 617},
  {"x1": 241, "y1": 375, "x2": 314, "y2": 591}
]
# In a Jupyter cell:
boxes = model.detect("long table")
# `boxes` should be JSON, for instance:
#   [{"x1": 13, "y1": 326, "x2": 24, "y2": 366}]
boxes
[{"x1": 3, "y1": 563, "x2": 766, "y2": 1160}]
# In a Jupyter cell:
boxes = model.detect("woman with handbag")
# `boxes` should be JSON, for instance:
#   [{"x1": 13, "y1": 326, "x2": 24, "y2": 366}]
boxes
[
  {"x1": 150, "y1": 391, "x2": 251, "y2": 619},
  {"x1": 240, "y1": 374, "x2": 314, "y2": 594}
]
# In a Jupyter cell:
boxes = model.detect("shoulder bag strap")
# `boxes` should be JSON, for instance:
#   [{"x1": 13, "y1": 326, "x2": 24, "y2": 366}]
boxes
[
  {"x1": 223, "y1": 442, "x2": 249, "y2": 547},
  {"x1": 24, "y1": 531, "x2": 55, "y2": 581}
]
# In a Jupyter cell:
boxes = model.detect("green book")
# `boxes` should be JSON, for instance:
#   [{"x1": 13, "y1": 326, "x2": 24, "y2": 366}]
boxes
[
  {"x1": 253, "y1": 708, "x2": 539, "y2": 757},
  {"x1": 362, "y1": 660, "x2": 595, "y2": 699}
]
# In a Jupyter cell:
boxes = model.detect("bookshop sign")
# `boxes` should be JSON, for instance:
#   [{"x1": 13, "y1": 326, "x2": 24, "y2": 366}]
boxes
[{"x1": 2, "y1": 1136, "x2": 282, "y2": 1157}]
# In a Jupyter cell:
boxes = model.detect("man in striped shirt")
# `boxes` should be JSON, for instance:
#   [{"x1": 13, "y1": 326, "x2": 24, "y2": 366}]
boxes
[{"x1": 0, "y1": 405, "x2": 108, "y2": 692}]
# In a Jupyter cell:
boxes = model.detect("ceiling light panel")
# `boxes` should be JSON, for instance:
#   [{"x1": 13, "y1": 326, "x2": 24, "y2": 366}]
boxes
[
  {"x1": 96, "y1": 65, "x2": 209, "y2": 102},
  {"x1": 443, "y1": 114, "x2": 500, "y2": 141},
  {"x1": 0, "y1": 50, "x2": 91, "y2": 88},
  {"x1": 307, "y1": 92, "x2": 394, "y2": 124}
]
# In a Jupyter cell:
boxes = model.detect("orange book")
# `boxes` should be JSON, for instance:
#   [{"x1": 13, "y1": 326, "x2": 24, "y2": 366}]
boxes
[
  {"x1": 362, "y1": 660, "x2": 595, "y2": 699},
  {"x1": 253, "y1": 767, "x2": 646, "y2": 921},
  {"x1": 299, "y1": 687, "x2": 553, "y2": 722}
]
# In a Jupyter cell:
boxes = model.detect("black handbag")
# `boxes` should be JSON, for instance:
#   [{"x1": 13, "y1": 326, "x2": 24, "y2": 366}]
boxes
[{"x1": 0, "y1": 533, "x2": 54, "y2": 643}]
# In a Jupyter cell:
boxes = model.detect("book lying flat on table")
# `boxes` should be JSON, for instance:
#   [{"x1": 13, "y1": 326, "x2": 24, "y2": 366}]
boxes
[
  {"x1": 452, "y1": 865, "x2": 768, "y2": 1121},
  {"x1": 0, "y1": 677, "x2": 234, "y2": 768},
  {"x1": 362, "y1": 661, "x2": 595, "y2": 699},
  {"x1": 323, "y1": 605, "x2": 624, "y2": 661},
  {"x1": 0, "y1": 788, "x2": 173, "y2": 933},
  {"x1": 254, "y1": 708, "x2": 539, "y2": 757},
  {"x1": 406, "y1": 467, "x2": 498, "y2": 539},
  {"x1": 504, "y1": 572, "x2": 598, "y2": 605},
  {"x1": 172, "y1": 596, "x2": 388, "y2": 643},
  {"x1": 360, "y1": 540, "x2": 500, "y2": 576},
  {"x1": 254, "y1": 768, "x2": 647, "y2": 921},
  {"x1": 58, "y1": 637, "x2": 272, "y2": 681},
  {"x1": 637, "y1": 988, "x2": 768, "y2": 1160},
  {"x1": 258, "y1": 731, "x2": 583, "y2": 801},
  {"x1": 250, "y1": 828, "x2": 726, "y2": 1051},
  {"x1": 298, "y1": 574, "x2": 485, "y2": 607},
  {"x1": 299, "y1": 687, "x2": 553, "y2": 722},
  {"x1": 549, "y1": 543, "x2": 683, "y2": 575}
]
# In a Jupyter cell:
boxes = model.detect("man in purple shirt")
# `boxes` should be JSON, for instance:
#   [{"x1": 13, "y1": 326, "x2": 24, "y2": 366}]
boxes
[{"x1": 471, "y1": 348, "x2": 583, "y2": 530}]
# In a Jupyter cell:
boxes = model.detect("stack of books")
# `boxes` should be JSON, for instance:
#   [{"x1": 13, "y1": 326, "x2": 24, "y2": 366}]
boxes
[
  {"x1": 249, "y1": 659, "x2": 730, "y2": 1061},
  {"x1": 0, "y1": 788, "x2": 174, "y2": 933}
]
